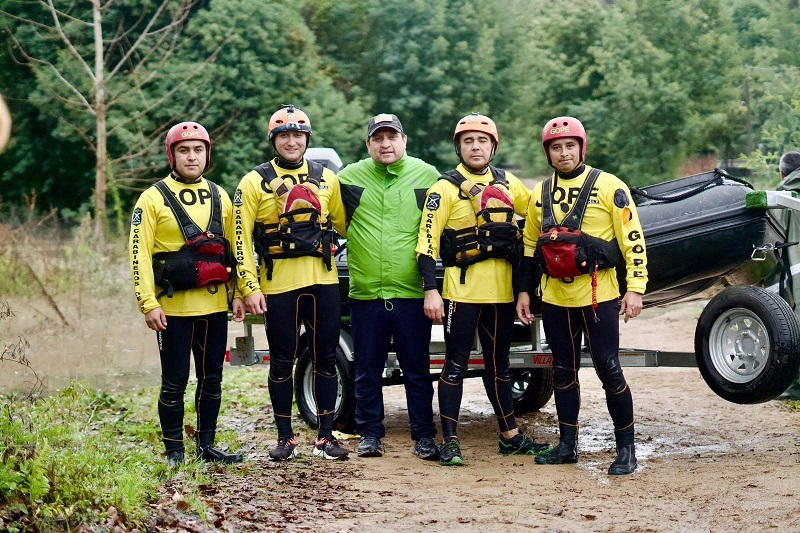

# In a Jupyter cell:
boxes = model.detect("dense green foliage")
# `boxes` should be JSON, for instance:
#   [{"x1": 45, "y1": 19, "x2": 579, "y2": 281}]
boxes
[{"x1": 1, "y1": 0, "x2": 799, "y2": 226}]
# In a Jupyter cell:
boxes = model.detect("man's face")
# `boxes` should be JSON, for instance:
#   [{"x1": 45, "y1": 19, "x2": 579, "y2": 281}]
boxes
[
  {"x1": 366, "y1": 128, "x2": 407, "y2": 165},
  {"x1": 173, "y1": 140, "x2": 207, "y2": 179},
  {"x1": 458, "y1": 131, "x2": 494, "y2": 171},
  {"x1": 274, "y1": 131, "x2": 308, "y2": 163},
  {"x1": 547, "y1": 137, "x2": 582, "y2": 173}
]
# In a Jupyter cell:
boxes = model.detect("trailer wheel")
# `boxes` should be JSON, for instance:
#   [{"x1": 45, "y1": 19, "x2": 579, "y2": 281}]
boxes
[
  {"x1": 695, "y1": 286, "x2": 800, "y2": 404},
  {"x1": 294, "y1": 330, "x2": 357, "y2": 433},
  {"x1": 511, "y1": 368, "x2": 554, "y2": 412}
]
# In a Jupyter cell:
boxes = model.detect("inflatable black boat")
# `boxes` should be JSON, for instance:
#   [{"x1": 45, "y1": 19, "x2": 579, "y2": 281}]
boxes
[
  {"x1": 630, "y1": 169, "x2": 799, "y2": 404},
  {"x1": 630, "y1": 169, "x2": 786, "y2": 308}
]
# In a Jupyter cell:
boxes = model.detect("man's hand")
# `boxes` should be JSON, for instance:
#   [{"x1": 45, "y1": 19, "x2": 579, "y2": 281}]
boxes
[
  {"x1": 145, "y1": 307, "x2": 167, "y2": 331},
  {"x1": 619, "y1": 291, "x2": 643, "y2": 323},
  {"x1": 231, "y1": 298, "x2": 246, "y2": 322},
  {"x1": 516, "y1": 292, "x2": 534, "y2": 325},
  {"x1": 244, "y1": 291, "x2": 267, "y2": 315},
  {"x1": 423, "y1": 289, "x2": 445, "y2": 323}
]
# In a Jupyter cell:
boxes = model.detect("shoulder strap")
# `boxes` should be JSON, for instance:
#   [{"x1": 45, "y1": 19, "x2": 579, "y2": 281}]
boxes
[
  {"x1": 254, "y1": 160, "x2": 326, "y2": 194},
  {"x1": 488, "y1": 166, "x2": 507, "y2": 186},
  {"x1": 154, "y1": 180, "x2": 203, "y2": 241},
  {"x1": 440, "y1": 169, "x2": 481, "y2": 198},
  {"x1": 206, "y1": 181, "x2": 224, "y2": 236},
  {"x1": 541, "y1": 168, "x2": 602, "y2": 231},
  {"x1": 306, "y1": 160, "x2": 324, "y2": 186}
]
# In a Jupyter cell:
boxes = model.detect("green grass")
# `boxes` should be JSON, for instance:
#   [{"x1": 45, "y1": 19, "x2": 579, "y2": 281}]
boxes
[{"x1": 0, "y1": 366, "x2": 286, "y2": 532}]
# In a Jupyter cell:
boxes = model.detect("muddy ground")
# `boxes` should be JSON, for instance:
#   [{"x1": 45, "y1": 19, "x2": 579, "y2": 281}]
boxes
[{"x1": 4, "y1": 297, "x2": 800, "y2": 532}]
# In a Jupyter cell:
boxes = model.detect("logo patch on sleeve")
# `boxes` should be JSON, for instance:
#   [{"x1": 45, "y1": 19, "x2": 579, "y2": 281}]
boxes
[
  {"x1": 614, "y1": 188, "x2": 630, "y2": 208},
  {"x1": 426, "y1": 193, "x2": 441, "y2": 211},
  {"x1": 233, "y1": 188, "x2": 243, "y2": 207},
  {"x1": 131, "y1": 207, "x2": 142, "y2": 226}
]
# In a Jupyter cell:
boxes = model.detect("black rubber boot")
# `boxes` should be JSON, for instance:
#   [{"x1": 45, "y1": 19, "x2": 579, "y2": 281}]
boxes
[
  {"x1": 197, "y1": 445, "x2": 243, "y2": 464},
  {"x1": 534, "y1": 440, "x2": 578, "y2": 465},
  {"x1": 166, "y1": 450, "x2": 184, "y2": 468},
  {"x1": 196, "y1": 433, "x2": 243, "y2": 464},
  {"x1": 607, "y1": 444, "x2": 637, "y2": 475}
]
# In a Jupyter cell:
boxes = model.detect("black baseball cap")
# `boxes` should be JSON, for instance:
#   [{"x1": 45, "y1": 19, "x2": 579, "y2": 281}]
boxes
[{"x1": 367, "y1": 113, "x2": 404, "y2": 137}]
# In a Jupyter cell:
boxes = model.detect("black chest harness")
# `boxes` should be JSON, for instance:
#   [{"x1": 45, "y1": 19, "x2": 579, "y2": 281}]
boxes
[
  {"x1": 439, "y1": 167, "x2": 521, "y2": 284},
  {"x1": 151, "y1": 180, "x2": 236, "y2": 298},
  {"x1": 252, "y1": 160, "x2": 333, "y2": 280}
]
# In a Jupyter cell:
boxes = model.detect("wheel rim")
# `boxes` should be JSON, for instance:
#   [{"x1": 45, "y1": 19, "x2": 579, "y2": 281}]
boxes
[
  {"x1": 708, "y1": 307, "x2": 770, "y2": 383},
  {"x1": 511, "y1": 371, "x2": 531, "y2": 400},
  {"x1": 299, "y1": 349, "x2": 345, "y2": 420}
]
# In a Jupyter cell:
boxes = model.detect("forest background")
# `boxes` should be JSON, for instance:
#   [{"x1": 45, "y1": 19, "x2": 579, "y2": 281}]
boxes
[{"x1": 1, "y1": 0, "x2": 799, "y2": 241}]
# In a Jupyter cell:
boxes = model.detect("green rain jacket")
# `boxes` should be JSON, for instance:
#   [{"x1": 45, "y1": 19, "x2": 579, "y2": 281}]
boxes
[{"x1": 338, "y1": 153, "x2": 439, "y2": 300}]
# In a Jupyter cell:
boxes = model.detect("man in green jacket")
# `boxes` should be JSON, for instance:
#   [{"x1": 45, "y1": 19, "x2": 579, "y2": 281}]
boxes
[{"x1": 338, "y1": 113, "x2": 440, "y2": 459}]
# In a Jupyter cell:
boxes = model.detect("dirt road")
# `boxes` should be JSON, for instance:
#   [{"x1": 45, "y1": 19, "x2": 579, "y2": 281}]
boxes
[
  {"x1": 189, "y1": 301, "x2": 800, "y2": 533},
  {"x1": 5, "y1": 298, "x2": 800, "y2": 531}
]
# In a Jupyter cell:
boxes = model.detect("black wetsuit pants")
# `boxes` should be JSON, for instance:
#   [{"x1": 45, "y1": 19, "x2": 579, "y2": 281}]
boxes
[
  {"x1": 541, "y1": 299, "x2": 635, "y2": 446},
  {"x1": 265, "y1": 284, "x2": 340, "y2": 439},
  {"x1": 439, "y1": 300, "x2": 517, "y2": 438},
  {"x1": 157, "y1": 311, "x2": 227, "y2": 453}
]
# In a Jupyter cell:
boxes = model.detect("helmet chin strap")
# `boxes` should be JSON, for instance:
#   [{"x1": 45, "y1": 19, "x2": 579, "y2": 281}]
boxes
[{"x1": 170, "y1": 169, "x2": 202, "y2": 184}]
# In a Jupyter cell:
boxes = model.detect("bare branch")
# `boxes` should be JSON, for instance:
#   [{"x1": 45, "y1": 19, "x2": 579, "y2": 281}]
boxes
[
  {"x1": 107, "y1": 0, "x2": 197, "y2": 80},
  {"x1": 3, "y1": 24, "x2": 95, "y2": 113},
  {"x1": 35, "y1": 0, "x2": 91, "y2": 27},
  {"x1": 107, "y1": 44, "x2": 223, "y2": 135},
  {"x1": 43, "y1": 0, "x2": 96, "y2": 82}
]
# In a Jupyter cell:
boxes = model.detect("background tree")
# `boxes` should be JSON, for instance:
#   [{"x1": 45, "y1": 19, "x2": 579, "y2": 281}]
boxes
[{"x1": 0, "y1": 0, "x2": 210, "y2": 242}]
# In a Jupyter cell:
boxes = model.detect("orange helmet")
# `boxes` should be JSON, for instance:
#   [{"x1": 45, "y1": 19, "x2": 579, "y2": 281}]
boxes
[
  {"x1": 268, "y1": 104, "x2": 312, "y2": 141},
  {"x1": 165, "y1": 122, "x2": 211, "y2": 169},
  {"x1": 541, "y1": 116, "x2": 586, "y2": 165},
  {"x1": 453, "y1": 113, "x2": 499, "y2": 146}
]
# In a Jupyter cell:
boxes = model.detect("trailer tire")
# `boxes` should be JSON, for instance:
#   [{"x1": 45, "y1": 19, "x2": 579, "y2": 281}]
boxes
[
  {"x1": 294, "y1": 330, "x2": 357, "y2": 433},
  {"x1": 695, "y1": 286, "x2": 800, "y2": 404},
  {"x1": 511, "y1": 368, "x2": 554, "y2": 412}
]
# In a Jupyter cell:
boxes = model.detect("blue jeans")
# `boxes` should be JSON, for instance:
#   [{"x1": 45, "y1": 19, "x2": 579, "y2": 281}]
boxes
[{"x1": 350, "y1": 298, "x2": 436, "y2": 441}]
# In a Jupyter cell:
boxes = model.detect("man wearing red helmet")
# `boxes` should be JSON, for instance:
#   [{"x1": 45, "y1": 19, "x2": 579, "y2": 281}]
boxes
[
  {"x1": 129, "y1": 121, "x2": 245, "y2": 467},
  {"x1": 233, "y1": 105, "x2": 349, "y2": 461},
  {"x1": 516, "y1": 116, "x2": 648, "y2": 475},
  {"x1": 416, "y1": 113, "x2": 550, "y2": 466}
]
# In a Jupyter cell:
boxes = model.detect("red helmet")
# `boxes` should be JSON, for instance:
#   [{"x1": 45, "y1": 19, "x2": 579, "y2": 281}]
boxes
[
  {"x1": 268, "y1": 105, "x2": 312, "y2": 141},
  {"x1": 165, "y1": 122, "x2": 211, "y2": 169},
  {"x1": 541, "y1": 116, "x2": 586, "y2": 165}
]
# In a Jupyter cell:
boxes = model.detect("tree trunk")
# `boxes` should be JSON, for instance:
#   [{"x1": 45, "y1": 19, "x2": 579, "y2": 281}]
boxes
[{"x1": 92, "y1": 0, "x2": 106, "y2": 244}]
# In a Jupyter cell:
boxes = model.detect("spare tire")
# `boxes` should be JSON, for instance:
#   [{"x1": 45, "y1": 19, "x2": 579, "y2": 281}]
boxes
[{"x1": 694, "y1": 286, "x2": 800, "y2": 404}]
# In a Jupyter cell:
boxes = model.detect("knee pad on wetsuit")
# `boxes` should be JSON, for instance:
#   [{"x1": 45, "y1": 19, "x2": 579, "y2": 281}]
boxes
[
  {"x1": 160, "y1": 379, "x2": 186, "y2": 405},
  {"x1": 596, "y1": 356, "x2": 627, "y2": 393},
  {"x1": 199, "y1": 376, "x2": 222, "y2": 400},
  {"x1": 269, "y1": 360, "x2": 294, "y2": 382},
  {"x1": 553, "y1": 364, "x2": 580, "y2": 392},
  {"x1": 440, "y1": 359, "x2": 468, "y2": 385}
]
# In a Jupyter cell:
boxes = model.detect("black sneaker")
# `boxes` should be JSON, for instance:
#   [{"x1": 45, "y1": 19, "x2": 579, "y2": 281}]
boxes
[
  {"x1": 269, "y1": 436, "x2": 298, "y2": 461},
  {"x1": 439, "y1": 438, "x2": 464, "y2": 466},
  {"x1": 166, "y1": 450, "x2": 184, "y2": 468},
  {"x1": 313, "y1": 435, "x2": 350, "y2": 460},
  {"x1": 498, "y1": 433, "x2": 553, "y2": 456},
  {"x1": 357, "y1": 436, "x2": 384, "y2": 458},
  {"x1": 413, "y1": 436, "x2": 440, "y2": 460},
  {"x1": 535, "y1": 440, "x2": 578, "y2": 465}
]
